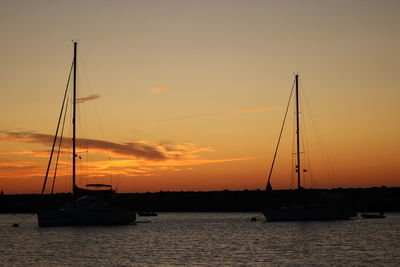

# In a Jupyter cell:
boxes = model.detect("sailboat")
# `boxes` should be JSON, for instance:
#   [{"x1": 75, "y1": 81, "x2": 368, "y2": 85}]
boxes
[
  {"x1": 37, "y1": 42, "x2": 136, "y2": 227},
  {"x1": 262, "y1": 74, "x2": 355, "y2": 222}
]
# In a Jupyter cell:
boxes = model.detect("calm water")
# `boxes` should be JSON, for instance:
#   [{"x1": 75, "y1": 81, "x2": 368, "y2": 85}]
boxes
[{"x1": 1, "y1": 212, "x2": 400, "y2": 266}]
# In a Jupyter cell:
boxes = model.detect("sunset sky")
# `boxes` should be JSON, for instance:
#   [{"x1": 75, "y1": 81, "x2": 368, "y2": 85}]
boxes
[{"x1": 1, "y1": 0, "x2": 399, "y2": 194}]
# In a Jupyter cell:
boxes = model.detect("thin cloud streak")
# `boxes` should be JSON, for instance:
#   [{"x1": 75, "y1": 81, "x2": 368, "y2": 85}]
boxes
[
  {"x1": 67, "y1": 156, "x2": 254, "y2": 177},
  {"x1": 0, "y1": 152, "x2": 254, "y2": 179},
  {"x1": 165, "y1": 106, "x2": 281, "y2": 121},
  {"x1": 150, "y1": 87, "x2": 168, "y2": 94},
  {"x1": 232, "y1": 107, "x2": 278, "y2": 114},
  {"x1": 76, "y1": 94, "x2": 100, "y2": 103}
]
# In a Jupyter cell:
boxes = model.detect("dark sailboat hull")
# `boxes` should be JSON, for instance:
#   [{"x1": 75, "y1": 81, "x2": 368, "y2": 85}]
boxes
[
  {"x1": 37, "y1": 208, "x2": 136, "y2": 227},
  {"x1": 137, "y1": 211, "x2": 158, "y2": 216},
  {"x1": 263, "y1": 206, "x2": 355, "y2": 222}
]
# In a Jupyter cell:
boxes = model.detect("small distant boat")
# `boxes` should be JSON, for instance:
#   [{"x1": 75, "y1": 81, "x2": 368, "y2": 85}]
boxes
[
  {"x1": 262, "y1": 75, "x2": 355, "y2": 222},
  {"x1": 360, "y1": 212, "x2": 385, "y2": 219},
  {"x1": 137, "y1": 211, "x2": 158, "y2": 217},
  {"x1": 37, "y1": 42, "x2": 136, "y2": 227}
]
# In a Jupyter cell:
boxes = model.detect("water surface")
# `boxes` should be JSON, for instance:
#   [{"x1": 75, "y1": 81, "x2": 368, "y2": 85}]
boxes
[{"x1": 1, "y1": 213, "x2": 399, "y2": 266}]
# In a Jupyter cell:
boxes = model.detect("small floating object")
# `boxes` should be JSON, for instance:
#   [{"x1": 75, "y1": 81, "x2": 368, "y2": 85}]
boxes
[
  {"x1": 12, "y1": 223, "x2": 19, "y2": 227},
  {"x1": 361, "y1": 212, "x2": 385, "y2": 219},
  {"x1": 250, "y1": 217, "x2": 257, "y2": 222}
]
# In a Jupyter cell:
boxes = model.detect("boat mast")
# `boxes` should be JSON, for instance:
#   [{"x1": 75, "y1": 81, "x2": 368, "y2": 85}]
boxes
[
  {"x1": 72, "y1": 41, "x2": 77, "y2": 193},
  {"x1": 295, "y1": 74, "x2": 301, "y2": 189}
]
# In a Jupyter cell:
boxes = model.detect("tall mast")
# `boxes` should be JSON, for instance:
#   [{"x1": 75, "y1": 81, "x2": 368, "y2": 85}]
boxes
[
  {"x1": 72, "y1": 41, "x2": 77, "y2": 193},
  {"x1": 295, "y1": 74, "x2": 301, "y2": 189}
]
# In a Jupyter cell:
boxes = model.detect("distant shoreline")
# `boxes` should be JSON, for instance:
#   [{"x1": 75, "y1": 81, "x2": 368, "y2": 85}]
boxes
[{"x1": 1, "y1": 187, "x2": 399, "y2": 213}]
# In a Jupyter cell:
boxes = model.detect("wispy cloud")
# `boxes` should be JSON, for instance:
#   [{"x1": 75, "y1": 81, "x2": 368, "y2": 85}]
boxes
[
  {"x1": 0, "y1": 160, "x2": 43, "y2": 178},
  {"x1": 0, "y1": 131, "x2": 52, "y2": 144},
  {"x1": 0, "y1": 131, "x2": 216, "y2": 162},
  {"x1": 232, "y1": 107, "x2": 277, "y2": 114},
  {"x1": 76, "y1": 94, "x2": 100, "y2": 103},
  {"x1": 0, "y1": 131, "x2": 254, "y2": 182},
  {"x1": 0, "y1": 131, "x2": 166, "y2": 161},
  {"x1": 0, "y1": 149, "x2": 50, "y2": 158},
  {"x1": 150, "y1": 87, "x2": 168, "y2": 94},
  {"x1": 166, "y1": 106, "x2": 280, "y2": 121},
  {"x1": 65, "y1": 156, "x2": 254, "y2": 177}
]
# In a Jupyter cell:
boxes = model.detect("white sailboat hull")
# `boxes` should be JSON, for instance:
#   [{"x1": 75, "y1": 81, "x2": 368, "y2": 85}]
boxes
[{"x1": 37, "y1": 208, "x2": 136, "y2": 227}]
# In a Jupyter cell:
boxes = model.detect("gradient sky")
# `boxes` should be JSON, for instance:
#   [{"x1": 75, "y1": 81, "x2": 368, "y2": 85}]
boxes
[{"x1": 1, "y1": 0, "x2": 399, "y2": 194}]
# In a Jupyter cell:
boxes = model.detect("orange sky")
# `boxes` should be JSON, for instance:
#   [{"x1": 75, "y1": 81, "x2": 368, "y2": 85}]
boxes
[{"x1": 1, "y1": 0, "x2": 400, "y2": 194}]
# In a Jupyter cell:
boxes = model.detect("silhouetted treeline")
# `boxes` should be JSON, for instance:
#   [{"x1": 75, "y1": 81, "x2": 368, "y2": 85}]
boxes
[{"x1": 0, "y1": 187, "x2": 399, "y2": 213}]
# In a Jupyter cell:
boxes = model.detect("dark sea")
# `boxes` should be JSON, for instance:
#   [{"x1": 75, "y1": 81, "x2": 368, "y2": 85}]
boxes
[{"x1": 1, "y1": 212, "x2": 399, "y2": 266}]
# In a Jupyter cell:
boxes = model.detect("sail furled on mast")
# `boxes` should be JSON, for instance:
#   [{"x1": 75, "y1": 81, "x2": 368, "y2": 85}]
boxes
[
  {"x1": 72, "y1": 41, "x2": 77, "y2": 194},
  {"x1": 294, "y1": 74, "x2": 302, "y2": 190}
]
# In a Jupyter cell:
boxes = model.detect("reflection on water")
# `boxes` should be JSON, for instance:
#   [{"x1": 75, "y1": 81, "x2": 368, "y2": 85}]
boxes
[{"x1": 1, "y1": 213, "x2": 400, "y2": 266}]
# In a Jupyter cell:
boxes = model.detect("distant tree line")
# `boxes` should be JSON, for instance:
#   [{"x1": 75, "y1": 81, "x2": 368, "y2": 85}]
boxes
[{"x1": 0, "y1": 187, "x2": 399, "y2": 213}]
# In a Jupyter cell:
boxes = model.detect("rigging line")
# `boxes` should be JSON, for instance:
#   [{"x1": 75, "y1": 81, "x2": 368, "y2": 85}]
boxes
[
  {"x1": 303, "y1": 125, "x2": 315, "y2": 188},
  {"x1": 77, "y1": 50, "x2": 104, "y2": 184},
  {"x1": 266, "y1": 78, "x2": 295, "y2": 189},
  {"x1": 300, "y1": 100, "x2": 312, "y2": 188},
  {"x1": 41, "y1": 61, "x2": 74, "y2": 194},
  {"x1": 51, "y1": 98, "x2": 69, "y2": 194},
  {"x1": 78, "y1": 48, "x2": 106, "y2": 141},
  {"x1": 77, "y1": 75, "x2": 89, "y2": 156},
  {"x1": 63, "y1": 102, "x2": 73, "y2": 193},
  {"x1": 300, "y1": 88, "x2": 316, "y2": 189},
  {"x1": 75, "y1": 74, "x2": 89, "y2": 186},
  {"x1": 301, "y1": 83, "x2": 337, "y2": 188}
]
